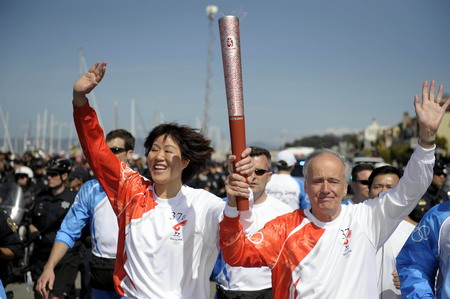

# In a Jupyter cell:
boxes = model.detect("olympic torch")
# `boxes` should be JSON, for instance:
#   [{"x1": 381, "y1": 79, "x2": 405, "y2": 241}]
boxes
[{"x1": 219, "y1": 15, "x2": 248, "y2": 211}]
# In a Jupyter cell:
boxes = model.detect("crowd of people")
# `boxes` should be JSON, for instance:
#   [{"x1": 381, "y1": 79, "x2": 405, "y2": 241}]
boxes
[{"x1": 0, "y1": 61, "x2": 449, "y2": 299}]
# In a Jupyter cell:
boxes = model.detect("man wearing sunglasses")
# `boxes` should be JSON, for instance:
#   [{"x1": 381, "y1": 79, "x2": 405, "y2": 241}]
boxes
[
  {"x1": 36, "y1": 129, "x2": 134, "y2": 299},
  {"x1": 14, "y1": 166, "x2": 40, "y2": 213},
  {"x1": 215, "y1": 146, "x2": 292, "y2": 298},
  {"x1": 28, "y1": 157, "x2": 79, "y2": 299},
  {"x1": 346, "y1": 163, "x2": 374, "y2": 204}
]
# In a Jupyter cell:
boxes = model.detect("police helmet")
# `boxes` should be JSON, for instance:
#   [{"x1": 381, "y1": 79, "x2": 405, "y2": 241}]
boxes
[
  {"x1": 46, "y1": 157, "x2": 72, "y2": 174},
  {"x1": 15, "y1": 166, "x2": 34, "y2": 178}
]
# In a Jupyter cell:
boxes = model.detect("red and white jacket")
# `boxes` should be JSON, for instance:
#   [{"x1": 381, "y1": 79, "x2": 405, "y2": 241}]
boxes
[
  {"x1": 220, "y1": 145, "x2": 434, "y2": 299},
  {"x1": 74, "y1": 102, "x2": 234, "y2": 298}
]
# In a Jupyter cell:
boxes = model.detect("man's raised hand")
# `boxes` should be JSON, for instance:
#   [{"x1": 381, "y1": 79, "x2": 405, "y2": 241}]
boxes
[{"x1": 415, "y1": 80, "x2": 450, "y2": 148}]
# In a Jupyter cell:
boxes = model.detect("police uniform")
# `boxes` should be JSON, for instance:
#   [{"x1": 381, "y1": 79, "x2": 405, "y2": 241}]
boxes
[
  {"x1": 30, "y1": 188, "x2": 81, "y2": 298},
  {"x1": 0, "y1": 208, "x2": 24, "y2": 287},
  {"x1": 409, "y1": 162, "x2": 449, "y2": 223},
  {"x1": 409, "y1": 187, "x2": 448, "y2": 223}
]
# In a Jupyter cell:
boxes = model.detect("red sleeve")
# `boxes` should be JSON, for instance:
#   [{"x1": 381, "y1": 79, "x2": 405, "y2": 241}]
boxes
[
  {"x1": 73, "y1": 101, "x2": 127, "y2": 214},
  {"x1": 220, "y1": 211, "x2": 302, "y2": 269}
]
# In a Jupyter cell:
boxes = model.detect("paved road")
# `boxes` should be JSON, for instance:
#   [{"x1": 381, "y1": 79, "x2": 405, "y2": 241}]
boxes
[{"x1": 5, "y1": 282, "x2": 35, "y2": 299}]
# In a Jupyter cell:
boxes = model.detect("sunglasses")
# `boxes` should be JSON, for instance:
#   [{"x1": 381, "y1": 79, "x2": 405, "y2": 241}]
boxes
[
  {"x1": 254, "y1": 168, "x2": 269, "y2": 176},
  {"x1": 356, "y1": 180, "x2": 369, "y2": 186},
  {"x1": 15, "y1": 174, "x2": 29, "y2": 179},
  {"x1": 46, "y1": 171, "x2": 60, "y2": 177},
  {"x1": 109, "y1": 147, "x2": 127, "y2": 154}
]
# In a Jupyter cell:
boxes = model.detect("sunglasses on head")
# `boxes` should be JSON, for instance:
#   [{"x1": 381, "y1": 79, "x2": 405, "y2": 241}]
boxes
[
  {"x1": 46, "y1": 171, "x2": 60, "y2": 177},
  {"x1": 109, "y1": 147, "x2": 127, "y2": 154},
  {"x1": 254, "y1": 168, "x2": 269, "y2": 176},
  {"x1": 356, "y1": 180, "x2": 369, "y2": 185}
]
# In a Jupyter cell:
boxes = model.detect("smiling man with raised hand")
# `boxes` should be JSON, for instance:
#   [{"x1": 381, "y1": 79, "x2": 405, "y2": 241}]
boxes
[{"x1": 220, "y1": 80, "x2": 450, "y2": 298}]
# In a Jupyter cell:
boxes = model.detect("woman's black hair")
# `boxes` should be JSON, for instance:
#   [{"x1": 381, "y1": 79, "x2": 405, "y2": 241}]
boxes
[{"x1": 144, "y1": 123, "x2": 214, "y2": 184}]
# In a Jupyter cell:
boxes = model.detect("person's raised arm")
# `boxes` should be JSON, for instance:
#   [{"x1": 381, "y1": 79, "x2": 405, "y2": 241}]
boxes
[
  {"x1": 415, "y1": 80, "x2": 450, "y2": 149},
  {"x1": 361, "y1": 81, "x2": 449, "y2": 246},
  {"x1": 72, "y1": 61, "x2": 125, "y2": 212},
  {"x1": 73, "y1": 61, "x2": 107, "y2": 107}
]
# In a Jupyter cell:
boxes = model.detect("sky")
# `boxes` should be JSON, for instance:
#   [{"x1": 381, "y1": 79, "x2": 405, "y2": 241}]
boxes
[{"x1": 1, "y1": 0, "x2": 449, "y2": 154}]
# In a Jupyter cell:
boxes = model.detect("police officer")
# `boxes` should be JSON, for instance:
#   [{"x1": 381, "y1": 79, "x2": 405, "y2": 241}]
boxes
[
  {"x1": 28, "y1": 157, "x2": 80, "y2": 299},
  {"x1": 0, "y1": 208, "x2": 24, "y2": 298},
  {"x1": 407, "y1": 160, "x2": 449, "y2": 225}
]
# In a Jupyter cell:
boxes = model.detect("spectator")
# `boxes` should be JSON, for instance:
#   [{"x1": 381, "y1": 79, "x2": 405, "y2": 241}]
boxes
[
  {"x1": 346, "y1": 163, "x2": 374, "y2": 204},
  {"x1": 67, "y1": 166, "x2": 90, "y2": 192},
  {"x1": 367, "y1": 166, "x2": 415, "y2": 298},
  {"x1": 265, "y1": 149, "x2": 309, "y2": 210}
]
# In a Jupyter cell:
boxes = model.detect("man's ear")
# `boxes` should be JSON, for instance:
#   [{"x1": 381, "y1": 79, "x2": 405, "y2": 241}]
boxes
[
  {"x1": 126, "y1": 150, "x2": 134, "y2": 162},
  {"x1": 343, "y1": 183, "x2": 348, "y2": 198},
  {"x1": 304, "y1": 178, "x2": 310, "y2": 194},
  {"x1": 62, "y1": 173, "x2": 68, "y2": 181},
  {"x1": 267, "y1": 171, "x2": 273, "y2": 182}
]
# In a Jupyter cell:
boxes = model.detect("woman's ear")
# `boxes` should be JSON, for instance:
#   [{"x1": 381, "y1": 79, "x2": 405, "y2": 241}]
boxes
[{"x1": 182, "y1": 159, "x2": 190, "y2": 169}]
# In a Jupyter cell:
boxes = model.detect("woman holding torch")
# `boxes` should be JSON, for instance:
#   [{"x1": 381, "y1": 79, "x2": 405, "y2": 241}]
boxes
[{"x1": 35, "y1": 61, "x2": 253, "y2": 299}]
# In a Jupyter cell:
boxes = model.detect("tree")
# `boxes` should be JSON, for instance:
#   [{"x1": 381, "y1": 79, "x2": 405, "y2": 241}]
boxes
[{"x1": 286, "y1": 134, "x2": 341, "y2": 149}]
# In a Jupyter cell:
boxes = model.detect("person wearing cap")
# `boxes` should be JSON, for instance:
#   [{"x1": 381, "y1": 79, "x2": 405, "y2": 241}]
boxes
[
  {"x1": 28, "y1": 157, "x2": 80, "y2": 299},
  {"x1": 14, "y1": 166, "x2": 34, "y2": 187},
  {"x1": 31, "y1": 158, "x2": 49, "y2": 193},
  {"x1": 219, "y1": 80, "x2": 449, "y2": 298},
  {"x1": 407, "y1": 160, "x2": 449, "y2": 225},
  {"x1": 37, "y1": 129, "x2": 135, "y2": 299},
  {"x1": 67, "y1": 166, "x2": 90, "y2": 191},
  {"x1": 14, "y1": 166, "x2": 40, "y2": 222},
  {"x1": 265, "y1": 149, "x2": 309, "y2": 210},
  {"x1": 0, "y1": 156, "x2": 17, "y2": 184},
  {"x1": 0, "y1": 166, "x2": 36, "y2": 205}
]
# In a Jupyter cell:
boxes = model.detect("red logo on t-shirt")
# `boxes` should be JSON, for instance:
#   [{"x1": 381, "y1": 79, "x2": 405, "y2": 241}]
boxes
[
  {"x1": 343, "y1": 229, "x2": 352, "y2": 245},
  {"x1": 173, "y1": 220, "x2": 188, "y2": 231}
]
